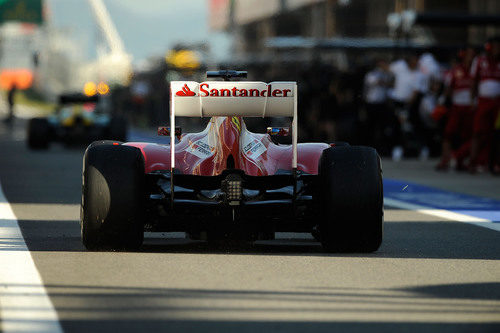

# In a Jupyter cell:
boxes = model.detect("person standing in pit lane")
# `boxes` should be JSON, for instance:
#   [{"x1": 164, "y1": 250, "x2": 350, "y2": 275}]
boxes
[
  {"x1": 389, "y1": 55, "x2": 427, "y2": 161},
  {"x1": 468, "y1": 36, "x2": 500, "y2": 173},
  {"x1": 4, "y1": 83, "x2": 17, "y2": 123},
  {"x1": 363, "y1": 59, "x2": 395, "y2": 155},
  {"x1": 436, "y1": 47, "x2": 476, "y2": 171}
]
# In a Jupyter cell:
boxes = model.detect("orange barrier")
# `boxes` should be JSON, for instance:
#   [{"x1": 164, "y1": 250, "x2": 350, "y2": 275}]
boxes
[{"x1": 0, "y1": 69, "x2": 34, "y2": 90}]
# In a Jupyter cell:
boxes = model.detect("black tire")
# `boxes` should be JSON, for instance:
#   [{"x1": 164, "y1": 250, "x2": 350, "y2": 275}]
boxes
[
  {"x1": 27, "y1": 118, "x2": 50, "y2": 149},
  {"x1": 81, "y1": 143, "x2": 145, "y2": 250},
  {"x1": 317, "y1": 146, "x2": 383, "y2": 252},
  {"x1": 107, "y1": 116, "x2": 127, "y2": 142}
]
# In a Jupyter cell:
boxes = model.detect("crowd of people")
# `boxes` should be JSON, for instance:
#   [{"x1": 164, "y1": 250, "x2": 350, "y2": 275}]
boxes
[{"x1": 362, "y1": 36, "x2": 500, "y2": 174}]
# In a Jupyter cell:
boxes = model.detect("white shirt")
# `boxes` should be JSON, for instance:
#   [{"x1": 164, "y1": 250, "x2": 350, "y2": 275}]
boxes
[
  {"x1": 419, "y1": 53, "x2": 442, "y2": 91},
  {"x1": 389, "y1": 60, "x2": 427, "y2": 103},
  {"x1": 364, "y1": 69, "x2": 391, "y2": 104}
]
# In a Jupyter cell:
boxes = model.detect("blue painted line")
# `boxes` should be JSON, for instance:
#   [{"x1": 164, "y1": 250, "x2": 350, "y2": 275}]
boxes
[{"x1": 384, "y1": 179, "x2": 500, "y2": 222}]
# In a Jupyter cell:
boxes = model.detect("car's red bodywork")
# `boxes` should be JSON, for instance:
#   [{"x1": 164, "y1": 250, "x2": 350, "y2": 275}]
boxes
[{"x1": 126, "y1": 116, "x2": 328, "y2": 176}]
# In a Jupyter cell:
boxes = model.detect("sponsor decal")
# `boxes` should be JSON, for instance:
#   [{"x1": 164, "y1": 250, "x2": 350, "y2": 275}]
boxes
[
  {"x1": 186, "y1": 138, "x2": 216, "y2": 158},
  {"x1": 241, "y1": 135, "x2": 266, "y2": 159},
  {"x1": 176, "y1": 83, "x2": 196, "y2": 96},
  {"x1": 174, "y1": 83, "x2": 292, "y2": 98}
]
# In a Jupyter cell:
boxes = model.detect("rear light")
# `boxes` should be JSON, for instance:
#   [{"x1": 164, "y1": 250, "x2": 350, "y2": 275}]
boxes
[
  {"x1": 222, "y1": 174, "x2": 243, "y2": 205},
  {"x1": 227, "y1": 180, "x2": 242, "y2": 201}
]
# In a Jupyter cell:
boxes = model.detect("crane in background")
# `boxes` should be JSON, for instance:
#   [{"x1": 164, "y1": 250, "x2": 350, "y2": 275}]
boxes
[
  {"x1": 81, "y1": 0, "x2": 132, "y2": 87},
  {"x1": 32, "y1": 0, "x2": 132, "y2": 99}
]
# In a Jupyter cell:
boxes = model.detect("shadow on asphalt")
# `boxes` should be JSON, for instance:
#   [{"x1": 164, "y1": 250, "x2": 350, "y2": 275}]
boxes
[
  {"x1": 303, "y1": 283, "x2": 500, "y2": 300},
  {"x1": 137, "y1": 221, "x2": 500, "y2": 259},
  {"x1": 405, "y1": 282, "x2": 500, "y2": 300},
  {"x1": 3, "y1": 282, "x2": 500, "y2": 333},
  {"x1": 12, "y1": 220, "x2": 500, "y2": 260},
  {"x1": 54, "y1": 321, "x2": 499, "y2": 333}
]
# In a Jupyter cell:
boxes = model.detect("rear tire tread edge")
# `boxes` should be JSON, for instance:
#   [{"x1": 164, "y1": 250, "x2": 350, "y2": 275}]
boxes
[
  {"x1": 81, "y1": 143, "x2": 145, "y2": 251},
  {"x1": 317, "y1": 146, "x2": 383, "y2": 253}
]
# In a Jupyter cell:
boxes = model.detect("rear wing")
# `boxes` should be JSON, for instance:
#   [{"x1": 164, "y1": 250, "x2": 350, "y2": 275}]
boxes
[{"x1": 169, "y1": 80, "x2": 298, "y2": 171}]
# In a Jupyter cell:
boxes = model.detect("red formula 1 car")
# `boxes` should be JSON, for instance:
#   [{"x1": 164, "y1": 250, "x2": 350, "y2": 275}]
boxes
[{"x1": 81, "y1": 70, "x2": 383, "y2": 252}]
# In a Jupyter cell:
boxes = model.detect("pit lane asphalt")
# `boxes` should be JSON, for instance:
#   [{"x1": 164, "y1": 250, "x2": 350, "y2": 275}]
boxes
[{"x1": 1, "y1": 119, "x2": 499, "y2": 333}]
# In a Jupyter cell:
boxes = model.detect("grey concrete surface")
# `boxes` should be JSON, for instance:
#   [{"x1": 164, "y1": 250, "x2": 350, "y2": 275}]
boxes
[{"x1": 0, "y1": 119, "x2": 499, "y2": 333}]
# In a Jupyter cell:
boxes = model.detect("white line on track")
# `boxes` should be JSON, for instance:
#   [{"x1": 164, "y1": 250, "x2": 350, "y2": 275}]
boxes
[
  {"x1": 0, "y1": 183, "x2": 63, "y2": 333},
  {"x1": 385, "y1": 197, "x2": 500, "y2": 232}
]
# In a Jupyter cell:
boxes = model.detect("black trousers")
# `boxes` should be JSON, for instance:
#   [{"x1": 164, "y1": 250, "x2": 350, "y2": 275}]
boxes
[{"x1": 366, "y1": 102, "x2": 401, "y2": 155}]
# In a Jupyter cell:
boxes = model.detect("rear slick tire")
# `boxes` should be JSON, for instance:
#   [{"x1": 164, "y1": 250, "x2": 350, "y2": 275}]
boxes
[
  {"x1": 318, "y1": 146, "x2": 383, "y2": 253},
  {"x1": 81, "y1": 143, "x2": 145, "y2": 250}
]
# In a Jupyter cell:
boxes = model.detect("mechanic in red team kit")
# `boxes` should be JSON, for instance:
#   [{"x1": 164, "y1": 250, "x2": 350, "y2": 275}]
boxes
[
  {"x1": 469, "y1": 36, "x2": 500, "y2": 173},
  {"x1": 436, "y1": 47, "x2": 476, "y2": 171}
]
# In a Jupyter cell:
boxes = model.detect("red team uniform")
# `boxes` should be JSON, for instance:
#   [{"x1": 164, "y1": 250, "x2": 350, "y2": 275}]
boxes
[
  {"x1": 470, "y1": 54, "x2": 500, "y2": 167},
  {"x1": 444, "y1": 63, "x2": 474, "y2": 143}
]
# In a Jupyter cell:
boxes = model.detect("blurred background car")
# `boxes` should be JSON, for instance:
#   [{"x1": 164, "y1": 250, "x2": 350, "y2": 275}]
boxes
[{"x1": 27, "y1": 92, "x2": 127, "y2": 149}]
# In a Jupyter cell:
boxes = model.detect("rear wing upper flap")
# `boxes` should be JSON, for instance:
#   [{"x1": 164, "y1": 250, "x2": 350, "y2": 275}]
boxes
[{"x1": 170, "y1": 81, "x2": 297, "y2": 117}]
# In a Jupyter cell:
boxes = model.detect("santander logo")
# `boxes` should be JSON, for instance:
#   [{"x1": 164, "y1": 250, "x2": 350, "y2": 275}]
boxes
[
  {"x1": 176, "y1": 84, "x2": 196, "y2": 96},
  {"x1": 174, "y1": 83, "x2": 291, "y2": 98}
]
